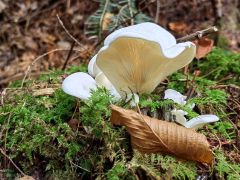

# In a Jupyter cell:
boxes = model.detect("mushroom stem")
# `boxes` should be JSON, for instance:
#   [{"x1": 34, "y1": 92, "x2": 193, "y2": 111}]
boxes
[{"x1": 177, "y1": 26, "x2": 218, "y2": 43}]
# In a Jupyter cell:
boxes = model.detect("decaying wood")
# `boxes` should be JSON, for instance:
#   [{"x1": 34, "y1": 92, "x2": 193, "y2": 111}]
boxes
[
  {"x1": 110, "y1": 105, "x2": 213, "y2": 164},
  {"x1": 32, "y1": 88, "x2": 55, "y2": 96}
]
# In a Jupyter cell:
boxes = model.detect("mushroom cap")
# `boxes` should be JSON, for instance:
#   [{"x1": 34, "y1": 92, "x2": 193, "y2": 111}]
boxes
[
  {"x1": 104, "y1": 22, "x2": 176, "y2": 51},
  {"x1": 88, "y1": 55, "x2": 101, "y2": 77},
  {"x1": 164, "y1": 89, "x2": 187, "y2": 105},
  {"x1": 186, "y1": 115, "x2": 219, "y2": 129},
  {"x1": 62, "y1": 72, "x2": 97, "y2": 100},
  {"x1": 96, "y1": 36, "x2": 195, "y2": 96}
]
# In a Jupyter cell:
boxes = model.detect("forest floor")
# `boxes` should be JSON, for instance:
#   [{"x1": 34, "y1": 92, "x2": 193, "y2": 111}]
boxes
[{"x1": 0, "y1": 0, "x2": 240, "y2": 179}]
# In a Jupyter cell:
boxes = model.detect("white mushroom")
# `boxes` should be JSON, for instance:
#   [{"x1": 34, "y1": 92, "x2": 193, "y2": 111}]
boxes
[
  {"x1": 164, "y1": 89, "x2": 220, "y2": 129},
  {"x1": 184, "y1": 114, "x2": 219, "y2": 129},
  {"x1": 62, "y1": 72, "x2": 97, "y2": 100},
  {"x1": 62, "y1": 23, "x2": 196, "y2": 107},
  {"x1": 126, "y1": 93, "x2": 140, "y2": 107},
  {"x1": 164, "y1": 89, "x2": 187, "y2": 105},
  {"x1": 171, "y1": 109, "x2": 219, "y2": 129},
  {"x1": 95, "y1": 22, "x2": 196, "y2": 97}
]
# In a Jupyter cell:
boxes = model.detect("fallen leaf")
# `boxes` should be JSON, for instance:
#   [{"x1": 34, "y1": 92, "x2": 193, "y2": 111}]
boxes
[
  {"x1": 68, "y1": 119, "x2": 80, "y2": 131},
  {"x1": 102, "y1": 12, "x2": 113, "y2": 31},
  {"x1": 169, "y1": 22, "x2": 187, "y2": 32},
  {"x1": 0, "y1": 1, "x2": 6, "y2": 13},
  {"x1": 193, "y1": 37, "x2": 214, "y2": 59},
  {"x1": 24, "y1": 36, "x2": 38, "y2": 50},
  {"x1": 17, "y1": 175, "x2": 35, "y2": 180},
  {"x1": 110, "y1": 105, "x2": 213, "y2": 164}
]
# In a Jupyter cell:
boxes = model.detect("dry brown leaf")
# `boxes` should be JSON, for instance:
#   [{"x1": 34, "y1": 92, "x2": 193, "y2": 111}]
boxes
[
  {"x1": 193, "y1": 37, "x2": 214, "y2": 59},
  {"x1": 68, "y1": 119, "x2": 80, "y2": 131},
  {"x1": 169, "y1": 22, "x2": 187, "y2": 32},
  {"x1": 102, "y1": 12, "x2": 113, "y2": 31},
  {"x1": 17, "y1": 175, "x2": 35, "y2": 180},
  {"x1": 110, "y1": 105, "x2": 213, "y2": 164}
]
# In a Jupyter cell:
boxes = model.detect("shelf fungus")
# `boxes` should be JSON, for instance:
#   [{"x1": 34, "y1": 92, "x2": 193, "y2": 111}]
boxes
[{"x1": 62, "y1": 22, "x2": 196, "y2": 105}]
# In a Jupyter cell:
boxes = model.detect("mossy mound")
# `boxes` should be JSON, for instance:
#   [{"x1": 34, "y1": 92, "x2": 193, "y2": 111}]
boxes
[{"x1": 0, "y1": 48, "x2": 239, "y2": 179}]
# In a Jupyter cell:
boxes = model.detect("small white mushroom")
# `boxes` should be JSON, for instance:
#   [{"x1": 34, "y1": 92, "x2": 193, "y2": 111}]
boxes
[
  {"x1": 185, "y1": 115, "x2": 219, "y2": 129},
  {"x1": 164, "y1": 89, "x2": 187, "y2": 105},
  {"x1": 62, "y1": 72, "x2": 97, "y2": 100},
  {"x1": 171, "y1": 109, "x2": 188, "y2": 126},
  {"x1": 171, "y1": 109, "x2": 219, "y2": 129},
  {"x1": 126, "y1": 93, "x2": 140, "y2": 107}
]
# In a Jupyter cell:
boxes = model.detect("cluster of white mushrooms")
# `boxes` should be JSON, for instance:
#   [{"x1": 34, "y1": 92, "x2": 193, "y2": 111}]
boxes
[{"x1": 62, "y1": 22, "x2": 219, "y2": 129}]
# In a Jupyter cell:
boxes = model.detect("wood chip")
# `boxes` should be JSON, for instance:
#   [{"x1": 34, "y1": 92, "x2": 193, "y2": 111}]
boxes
[{"x1": 32, "y1": 88, "x2": 55, "y2": 96}]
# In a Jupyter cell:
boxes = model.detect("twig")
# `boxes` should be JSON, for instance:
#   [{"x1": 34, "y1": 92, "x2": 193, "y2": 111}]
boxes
[
  {"x1": 62, "y1": 41, "x2": 75, "y2": 70},
  {"x1": 0, "y1": 148, "x2": 26, "y2": 176},
  {"x1": 155, "y1": 0, "x2": 160, "y2": 23},
  {"x1": 68, "y1": 54, "x2": 82, "y2": 64},
  {"x1": 99, "y1": 0, "x2": 110, "y2": 38},
  {"x1": 56, "y1": 14, "x2": 85, "y2": 49},
  {"x1": 18, "y1": 0, "x2": 64, "y2": 25},
  {"x1": 216, "y1": 75, "x2": 233, "y2": 84},
  {"x1": 128, "y1": 0, "x2": 134, "y2": 25},
  {"x1": 4, "y1": 113, "x2": 12, "y2": 154},
  {"x1": 184, "y1": 65, "x2": 189, "y2": 88},
  {"x1": 186, "y1": 70, "x2": 200, "y2": 99},
  {"x1": 0, "y1": 72, "x2": 49, "y2": 87},
  {"x1": 21, "y1": 48, "x2": 83, "y2": 88},
  {"x1": 70, "y1": 160, "x2": 90, "y2": 172},
  {"x1": 177, "y1": 26, "x2": 218, "y2": 43},
  {"x1": 225, "y1": 102, "x2": 240, "y2": 149},
  {"x1": 2, "y1": 113, "x2": 12, "y2": 168}
]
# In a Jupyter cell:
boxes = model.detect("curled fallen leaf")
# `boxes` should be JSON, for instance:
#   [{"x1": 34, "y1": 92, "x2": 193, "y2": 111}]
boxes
[
  {"x1": 193, "y1": 37, "x2": 214, "y2": 59},
  {"x1": 110, "y1": 105, "x2": 213, "y2": 164}
]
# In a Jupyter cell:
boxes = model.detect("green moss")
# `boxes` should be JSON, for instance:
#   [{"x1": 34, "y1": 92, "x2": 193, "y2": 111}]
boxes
[
  {"x1": 106, "y1": 162, "x2": 135, "y2": 180},
  {"x1": 1, "y1": 48, "x2": 239, "y2": 179},
  {"x1": 80, "y1": 88, "x2": 112, "y2": 137},
  {"x1": 214, "y1": 150, "x2": 240, "y2": 179},
  {"x1": 130, "y1": 152, "x2": 197, "y2": 179},
  {"x1": 217, "y1": 35, "x2": 229, "y2": 50},
  {"x1": 197, "y1": 48, "x2": 240, "y2": 84},
  {"x1": 167, "y1": 72, "x2": 187, "y2": 93}
]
